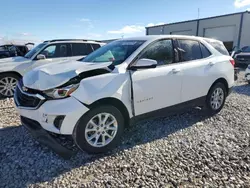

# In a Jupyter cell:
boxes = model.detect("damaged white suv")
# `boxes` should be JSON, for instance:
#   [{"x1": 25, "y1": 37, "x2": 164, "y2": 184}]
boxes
[{"x1": 14, "y1": 35, "x2": 234, "y2": 155}]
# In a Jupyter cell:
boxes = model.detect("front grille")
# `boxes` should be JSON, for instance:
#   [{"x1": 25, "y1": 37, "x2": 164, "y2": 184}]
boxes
[
  {"x1": 236, "y1": 55, "x2": 250, "y2": 61},
  {"x1": 14, "y1": 82, "x2": 45, "y2": 109}
]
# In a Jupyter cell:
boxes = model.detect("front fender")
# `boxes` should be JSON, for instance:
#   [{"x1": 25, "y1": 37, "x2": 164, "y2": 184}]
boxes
[{"x1": 71, "y1": 72, "x2": 133, "y2": 117}]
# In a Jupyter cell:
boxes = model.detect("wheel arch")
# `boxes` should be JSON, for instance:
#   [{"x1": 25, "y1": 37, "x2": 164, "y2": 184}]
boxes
[
  {"x1": 0, "y1": 71, "x2": 22, "y2": 79},
  {"x1": 88, "y1": 97, "x2": 130, "y2": 127},
  {"x1": 208, "y1": 78, "x2": 229, "y2": 95}
]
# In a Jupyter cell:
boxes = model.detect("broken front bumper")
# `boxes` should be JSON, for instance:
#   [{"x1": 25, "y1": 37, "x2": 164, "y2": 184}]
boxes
[{"x1": 20, "y1": 116, "x2": 76, "y2": 159}]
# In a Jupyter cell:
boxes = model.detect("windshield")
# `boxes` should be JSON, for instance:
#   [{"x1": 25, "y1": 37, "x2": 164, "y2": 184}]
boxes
[
  {"x1": 82, "y1": 40, "x2": 145, "y2": 65},
  {"x1": 24, "y1": 43, "x2": 47, "y2": 59}
]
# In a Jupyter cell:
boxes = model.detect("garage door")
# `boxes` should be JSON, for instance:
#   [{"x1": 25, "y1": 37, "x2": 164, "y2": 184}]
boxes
[
  {"x1": 204, "y1": 26, "x2": 236, "y2": 51},
  {"x1": 170, "y1": 30, "x2": 193, "y2": 35},
  {"x1": 204, "y1": 26, "x2": 236, "y2": 42}
]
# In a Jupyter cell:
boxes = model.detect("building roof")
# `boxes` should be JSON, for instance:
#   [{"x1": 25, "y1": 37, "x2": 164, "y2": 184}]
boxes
[{"x1": 146, "y1": 11, "x2": 249, "y2": 29}]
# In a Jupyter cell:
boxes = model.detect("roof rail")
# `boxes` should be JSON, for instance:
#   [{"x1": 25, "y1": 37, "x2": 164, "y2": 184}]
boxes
[{"x1": 43, "y1": 39, "x2": 103, "y2": 43}]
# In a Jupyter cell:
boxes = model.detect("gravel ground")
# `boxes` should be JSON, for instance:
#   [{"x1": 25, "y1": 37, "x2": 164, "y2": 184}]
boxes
[{"x1": 0, "y1": 71, "x2": 250, "y2": 188}]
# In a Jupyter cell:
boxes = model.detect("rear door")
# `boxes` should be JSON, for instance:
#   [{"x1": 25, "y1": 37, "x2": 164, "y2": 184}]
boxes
[
  {"x1": 177, "y1": 39, "x2": 214, "y2": 102},
  {"x1": 71, "y1": 43, "x2": 94, "y2": 60}
]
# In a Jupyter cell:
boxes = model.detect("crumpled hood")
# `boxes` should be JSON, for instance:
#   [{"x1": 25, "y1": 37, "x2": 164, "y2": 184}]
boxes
[{"x1": 23, "y1": 60, "x2": 112, "y2": 91}]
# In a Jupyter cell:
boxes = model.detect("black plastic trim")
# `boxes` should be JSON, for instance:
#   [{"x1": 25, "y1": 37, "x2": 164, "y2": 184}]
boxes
[
  {"x1": 21, "y1": 116, "x2": 76, "y2": 159},
  {"x1": 130, "y1": 96, "x2": 206, "y2": 124},
  {"x1": 228, "y1": 86, "x2": 233, "y2": 95}
]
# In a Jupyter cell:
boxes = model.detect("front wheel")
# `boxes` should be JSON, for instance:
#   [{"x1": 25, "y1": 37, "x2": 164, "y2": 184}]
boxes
[
  {"x1": 205, "y1": 82, "x2": 227, "y2": 114},
  {"x1": 0, "y1": 73, "x2": 20, "y2": 98},
  {"x1": 73, "y1": 105, "x2": 125, "y2": 154}
]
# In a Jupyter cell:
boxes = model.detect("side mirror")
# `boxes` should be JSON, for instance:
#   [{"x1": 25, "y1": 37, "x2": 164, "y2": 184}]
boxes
[
  {"x1": 37, "y1": 54, "x2": 46, "y2": 60},
  {"x1": 129, "y1": 58, "x2": 157, "y2": 70}
]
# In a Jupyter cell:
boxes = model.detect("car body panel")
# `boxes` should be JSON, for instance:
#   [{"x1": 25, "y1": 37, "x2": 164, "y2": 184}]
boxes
[
  {"x1": 71, "y1": 71, "x2": 133, "y2": 118},
  {"x1": 131, "y1": 63, "x2": 182, "y2": 115},
  {"x1": 180, "y1": 55, "x2": 234, "y2": 102}
]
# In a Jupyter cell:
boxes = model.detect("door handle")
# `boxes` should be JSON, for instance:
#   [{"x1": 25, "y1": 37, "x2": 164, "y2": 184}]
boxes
[
  {"x1": 172, "y1": 68, "x2": 181, "y2": 74},
  {"x1": 209, "y1": 62, "x2": 215, "y2": 66}
]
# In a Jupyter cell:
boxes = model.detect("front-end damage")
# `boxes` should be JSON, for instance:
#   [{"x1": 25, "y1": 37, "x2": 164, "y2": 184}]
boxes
[{"x1": 15, "y1": 61, "x2": 117, "y2": 159}]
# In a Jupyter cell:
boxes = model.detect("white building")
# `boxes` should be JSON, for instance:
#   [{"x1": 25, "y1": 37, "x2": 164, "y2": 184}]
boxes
[{"x1": 146, "y1": 11, "x2": 250, "y2": 52}]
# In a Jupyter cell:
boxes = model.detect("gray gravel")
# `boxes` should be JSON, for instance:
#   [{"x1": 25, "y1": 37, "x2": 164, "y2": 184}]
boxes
[{"x1": 0, "y1": 71, "x2": 250, "y2": 187}]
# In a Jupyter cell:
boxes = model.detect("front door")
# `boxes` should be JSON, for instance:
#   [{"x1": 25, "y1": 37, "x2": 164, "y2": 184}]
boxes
[
  {"x1": 131, "y1": 39, "x2": 182, "y2": 116},
  {"x1": 31, "y1": 43, "x2": 71, "y2": 70}
]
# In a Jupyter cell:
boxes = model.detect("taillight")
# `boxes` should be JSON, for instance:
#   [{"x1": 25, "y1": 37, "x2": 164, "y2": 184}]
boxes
[{"x1": 230, "y1": 59, "x2": 235, "y2": 67}]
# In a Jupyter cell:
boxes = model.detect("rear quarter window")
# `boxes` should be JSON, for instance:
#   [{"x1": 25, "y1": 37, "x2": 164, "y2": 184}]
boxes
[{"x1": 207, "y1": 41, "x2": 229, "y2": 56}]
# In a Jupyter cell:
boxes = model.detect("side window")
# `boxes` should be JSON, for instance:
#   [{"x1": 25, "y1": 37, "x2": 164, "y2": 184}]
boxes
[
  {"x1": 140, "y1": 39, "x2": 174, "y2": 66},
  {"x1": 40, "y1": 44, "x2": 69, "y2": 58},
  {"x1": 8, "y1": 46, "x2": 17, "y2": 52},
  {"x1": 91, "y1": 44, "x2": 101, "y2": 51},
  {"x1": 178, "y1": 40, "x2": 202, "y2": 62},
  {"x1": 72, "y1": 43, "x2": 93, "y2": 56},
  {"x1": 200, "y1": 43, "x2": 211, "y2": 58},
  {"x1": 40, "y1": 45, "x2": 56, "y2": 58}
]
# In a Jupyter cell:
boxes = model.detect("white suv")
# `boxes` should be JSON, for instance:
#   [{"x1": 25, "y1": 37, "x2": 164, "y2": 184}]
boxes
[
  {"x1": 0, "y1": 39, "x2": 105, "y2": 97},
  {"x1": 14, "y1": 35, "x2": 234, "y2": 156}
]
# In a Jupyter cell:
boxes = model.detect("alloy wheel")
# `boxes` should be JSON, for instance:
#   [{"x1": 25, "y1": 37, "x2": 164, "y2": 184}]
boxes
[
  {"x1": 85, "y1": 113, "x2": 118, "y2": 148},
  {"x1": 0, "y1": 77, "x2": 18, "y2": 97},
  {"x1": 210, "y1": 88, "x2": 224, "y2": 110}
]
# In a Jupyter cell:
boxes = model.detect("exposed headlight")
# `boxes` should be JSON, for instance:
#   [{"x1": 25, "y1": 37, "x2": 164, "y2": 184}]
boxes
[{"x1": 44, "y1": 84, "x2": 79, "y2": 99}]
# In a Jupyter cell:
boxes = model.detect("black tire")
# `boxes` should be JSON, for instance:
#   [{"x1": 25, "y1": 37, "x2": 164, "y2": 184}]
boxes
[
  {"x1": 205, "y1": 82, "x2": 227, "y2": 115},
  {"x1": 73, "y1": 105, "x2": 125, "y2": 154},
  {"x1": 0, "y1": 73, "x2": 21, "y2": 98}
]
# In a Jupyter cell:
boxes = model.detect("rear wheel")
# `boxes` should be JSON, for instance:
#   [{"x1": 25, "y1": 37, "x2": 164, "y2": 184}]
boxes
[
  {"x1": 0, "y1": 73, "x2": 21, "y2": 98},
  {"x1": 205, "y1": 82, "x2": 227, "y2": 114},
  {"x1": 73, "y1": 105, "x2": 125, "y2": 154}
]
